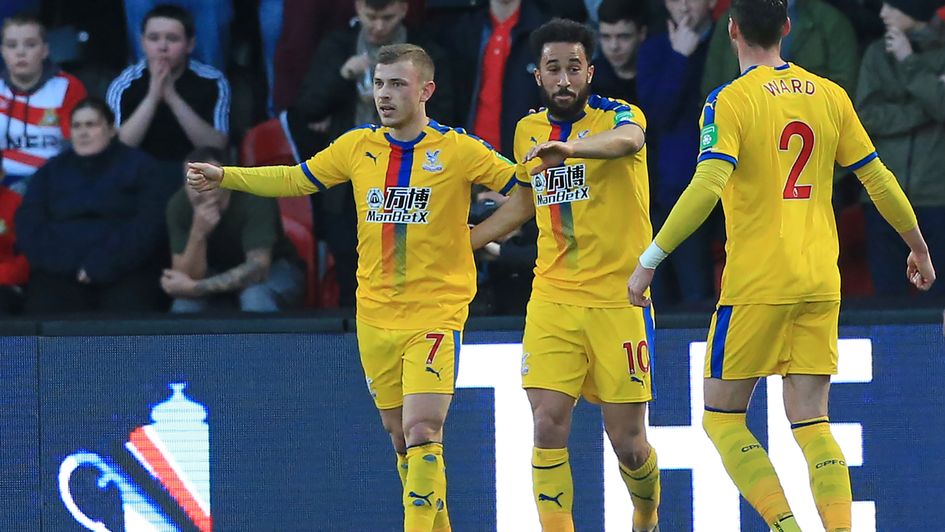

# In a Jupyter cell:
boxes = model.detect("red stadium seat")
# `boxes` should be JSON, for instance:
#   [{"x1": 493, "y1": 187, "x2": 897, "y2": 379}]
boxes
[
  {"x1": 281, "y1": 215, "x2": 318, "y2": 308},
  {"x1": 240, "y1": 118, "x2": 295, "y2": 166},
  {"x1": 838, "y1": 204, "x2": 874, "y2": 297}
]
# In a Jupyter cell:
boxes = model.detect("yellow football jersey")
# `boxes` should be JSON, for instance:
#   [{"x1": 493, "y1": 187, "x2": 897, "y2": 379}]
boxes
[
  {"x1": 698, "y1": 63, "x2": 877, "y2": 304},
  {"x1": 222, "y1": 121, "x2": 519, "y2": 329},
  {"x1": 514, "y1": 95, "x2": 651, "y2": 307}
]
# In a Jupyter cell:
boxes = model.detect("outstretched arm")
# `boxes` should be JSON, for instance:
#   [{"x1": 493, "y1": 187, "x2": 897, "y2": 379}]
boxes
[
  {"x1": 524, "y1": 124, "x2": 645, "y2": 175},
  {"x1": 470, "y1": 186, "x2": 535, "y2": 250},
  {"x1": 627, "y1": 158, "x2": 731, "y2": 307},
  {"x1": 187, "y1": 161, "x2": 320, "y2": 197}
]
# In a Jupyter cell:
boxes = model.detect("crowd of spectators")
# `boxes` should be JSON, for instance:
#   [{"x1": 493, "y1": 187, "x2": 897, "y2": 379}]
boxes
[{"x1": 0, "y1": 0, "x2": 943, "y2": 316}]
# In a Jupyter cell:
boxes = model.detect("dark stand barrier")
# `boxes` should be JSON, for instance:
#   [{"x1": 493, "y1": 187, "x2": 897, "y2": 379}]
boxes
[{"x1": 1, "y1": 311, "x2": 942, "y2": 531}]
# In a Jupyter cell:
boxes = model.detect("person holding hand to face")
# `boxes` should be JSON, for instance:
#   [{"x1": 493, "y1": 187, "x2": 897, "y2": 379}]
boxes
[
  {"x1": 106, "y1": 4, "x2": 229, "y2": 164},
  {"x1": 162, "y1": 146, "x2": 303, "y2": 313},
  {"x1": 636, "y1": 0, "x2": 717, "y2": 308},
  {"x1": 854, "y1": 0, "x2": 945, "y2": 298}
]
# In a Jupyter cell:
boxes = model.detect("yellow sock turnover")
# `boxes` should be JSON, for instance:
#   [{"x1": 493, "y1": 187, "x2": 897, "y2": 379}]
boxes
[{"x1": 532, "y1": 447, "x2": 574, "y2": 532}]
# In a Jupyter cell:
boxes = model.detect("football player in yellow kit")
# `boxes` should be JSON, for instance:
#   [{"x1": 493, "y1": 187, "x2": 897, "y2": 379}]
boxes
[
  {"x1": 188, "y1": 44, "x2": 523, "y2": 532},
  {"x1": 471, "y1": 19, "x2": 660, "y2": 532},
  {"x1": 627, "y1": 1, "x2": 936, "y2": 531}
]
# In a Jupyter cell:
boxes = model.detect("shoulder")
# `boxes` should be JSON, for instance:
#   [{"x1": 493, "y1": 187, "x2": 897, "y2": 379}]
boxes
[
  {"x1": 54, "y1": 71, "x2": 86, "y2": 92},
  {"x1": 108, "y1": 61, "x2": 147, "y2": 92},
  {"x1": 639, "y1": 33, "x2": 671, "y2": 55},
  {"x1": 115, "y1": 142, "x2": 156, "y2": 166},
  {"x1": 426, "y1": 120, "x2": 493, "y2": 151},
  {"x1": 188, "y1": 59, "x2": 227, "y2": 82},
  {"x1": 187, "y1": 60, "x2": 230, "y2": 96},
  {"x1": 805, "y1": 0, "x2": 847, "y2": 21},
  {"x1": 861, "y1": 40, "x2": 887, "y2": 64},
  {"x1": 339, "y1": 123, "x2": 380, "y2": 143},
  {"x1": 705, "y1": 76, "x2": 744, "y2": 107}
]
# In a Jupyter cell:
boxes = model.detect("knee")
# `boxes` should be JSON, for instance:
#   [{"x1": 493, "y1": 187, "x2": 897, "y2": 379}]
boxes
[
  {"x1": 533, "y1": 409, "x2": 570, "y2": 447},
  {"x1": 403, "y1": 418, "x2": 443, "y2": 446},
  {"x1": 239, "y1": 284, "x2": 278, "y2": 312},
  {"x1": 606, "y1": 426, "x2": 649, "y2": 470}
]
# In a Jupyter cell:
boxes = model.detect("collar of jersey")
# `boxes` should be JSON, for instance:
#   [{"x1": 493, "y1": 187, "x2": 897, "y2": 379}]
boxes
[
  {"x1": 547, "y1": 109, "x2": 587, "y2": 126},
  {"x1": 740, "y1": 62, "x2": 791, "y2": 77},
  {"x1": 384, "y1": 130, "x2": 427, "y2": 149}
]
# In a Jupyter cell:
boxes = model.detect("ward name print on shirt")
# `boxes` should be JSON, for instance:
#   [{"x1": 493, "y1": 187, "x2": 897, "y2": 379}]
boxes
[
  {"x1": 533, "y1": 163, "x2": 590, "y2": 207},
  {"x1": 365, "y1": 186, "x2": 432, "y2": 224}
]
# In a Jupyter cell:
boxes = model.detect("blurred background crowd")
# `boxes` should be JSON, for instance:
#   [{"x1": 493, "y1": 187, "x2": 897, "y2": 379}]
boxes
[{"x1": 1, "y1": 0, "x2": 943, "y2": 317}]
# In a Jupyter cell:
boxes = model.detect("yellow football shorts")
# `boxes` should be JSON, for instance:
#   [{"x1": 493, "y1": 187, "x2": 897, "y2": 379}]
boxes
[
  {"x1": 522, "y1": 299, "x2": 655, "y2": 404},
  {"x1": 356, "y1": 320, "x2": 460, "y2": 409},
  {"x1": 704, "y1": 300, "x2": 840, "y2": 379}
]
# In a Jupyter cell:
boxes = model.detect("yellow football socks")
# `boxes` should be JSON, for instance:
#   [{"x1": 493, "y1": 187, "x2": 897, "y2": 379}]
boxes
[
  {"x1": 792, "y1": 416, "x2": 852, "y2": 531},
  {"x1": 703, "y1": 409, "x2": 793, "y2": 528},
  {"x1": 618, "y1": 446, "x2": 660, "y2": 531},
  {"x1": 532, "y1": 447, "x2": 574, "y2": 531},
  {"x1": 403, "y1": 442, "x2": 448, "y2": 532}
]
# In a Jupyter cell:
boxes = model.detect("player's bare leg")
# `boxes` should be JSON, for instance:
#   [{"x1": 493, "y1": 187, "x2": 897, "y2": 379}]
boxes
[
  {"x1": 527, "y1": 388, "x2": 576, "y2": 532},
  {"x1": 602, "y1": 402, "x2": 659, "y2": 532},
  {"x1": 381, "y1": 394, "x2": 452, "y2": 532},
  {"x1": 783, "y1": 374, "x2": 851, "y2": 532},
  {"x1": 703, "y1": 378, "x2": 799, "y2": 531},
  {"x1": 379, "y1": 406, "x2": 408, "y2": 479}
]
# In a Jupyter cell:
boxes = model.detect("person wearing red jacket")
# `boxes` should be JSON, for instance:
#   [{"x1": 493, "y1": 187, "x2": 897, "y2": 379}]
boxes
[
  {"x1": 0, "y1": 161, "x2": 29, "y2": 314},
  {"x1": 1, "y1": 14, "x2": 87, "y2": 195}
]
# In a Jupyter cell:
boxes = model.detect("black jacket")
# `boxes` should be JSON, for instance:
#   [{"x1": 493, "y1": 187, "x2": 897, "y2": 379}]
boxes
[
  {"x1": 438, "y1": 1, "x2": 548, "y2": 157},
  {"x1": 286, "y1": 23, "x2": 456, "y2": 157},
  {"x1": 15, "y1": 140, "x2": 166, "y2": 283}
]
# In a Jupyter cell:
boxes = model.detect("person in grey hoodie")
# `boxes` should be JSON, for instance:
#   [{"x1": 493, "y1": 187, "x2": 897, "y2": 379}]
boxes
[{"x1": 856, "y1": 0, "x2": 945, "y2": 297}]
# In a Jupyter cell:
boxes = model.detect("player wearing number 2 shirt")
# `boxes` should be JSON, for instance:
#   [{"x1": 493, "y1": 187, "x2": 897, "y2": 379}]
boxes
[{"x1": 627, "y1": 1, "x2": 935, "y2": 531}]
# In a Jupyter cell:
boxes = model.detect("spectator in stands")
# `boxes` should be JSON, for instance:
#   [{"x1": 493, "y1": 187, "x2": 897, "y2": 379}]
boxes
[
  {"x1": 637, "y1": 0, "x2": 716, "y2": 307},
  {"x1": 856, "y1": 0, "x2": 945, "y2": 297},
  {"x1": 16, "y1": 98, "x2": 167, "y2": 314},
  {"x1": 123, "y1": 0, "x2": 232, "y2": 70},
  {"x1": 283, "y1": 0, "x2": 454, "y2": 308},
  {"x1": 271, "y1": 1, "x2": 355, "y2": 113},
  {"x1": 286, "y1": 0, "x2": 454, "y2": 154},
  {"x1": 437, "y1": 0, "x2": 547, "y2": 158},
  {"x1": 825, "y1": 0, "x2": 886, "y2": 47},
  {"x1": 107, "y1": 4, "x2": 229, "y2": 165},
  {"x1": 702, "y1": 0, "x2": 859, "y2": 96},
  {"x1": 0, "y1": 160, "x2": 28, "y2": 314},
  {"x1": 593, "y1": 0, "x2": 648, "y2": 103},
  {"x1": 1, "y1": 14, "x2": 87, "y2": 195},
  {"x1": 162, "y1": 146, "x2": 304, "y2": 312}
]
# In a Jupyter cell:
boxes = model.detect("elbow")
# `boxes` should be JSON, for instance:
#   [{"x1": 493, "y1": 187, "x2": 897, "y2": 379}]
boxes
[{"x1": 117, "y1": 128, "x2": 139, "y2": 147}]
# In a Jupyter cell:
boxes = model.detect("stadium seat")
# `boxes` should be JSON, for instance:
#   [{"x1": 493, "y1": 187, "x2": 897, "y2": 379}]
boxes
[
  {"x1": 240, "y1": 118, "x2": 295, "y2": 166},
  {"x1": 280, "y1": 215, "x2": 318, "y2": 308},
  {"x1": 837, "y1": 204, "x2": 874, "y2": 297}
]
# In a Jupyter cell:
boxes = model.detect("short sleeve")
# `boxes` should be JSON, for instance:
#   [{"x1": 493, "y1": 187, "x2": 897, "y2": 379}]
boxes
[
  {"x1": 614, "y1": 102, "x2": 647, "y2": 132},
  {"x1": 835, "y1": 86, "x2": 878, "y2": 170},
  {"x1": 464, "y1": 135, "x2": 520, "y2": 194},
  {"x1": 166, "y1": 191, "x2": 192, "y2": 255},
  {"x1": 240, "y1": 195, "x2": 280, "y2": 253},
  {"x1": 697, "y1": 85, "x2": 741, "y2": 168}
]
